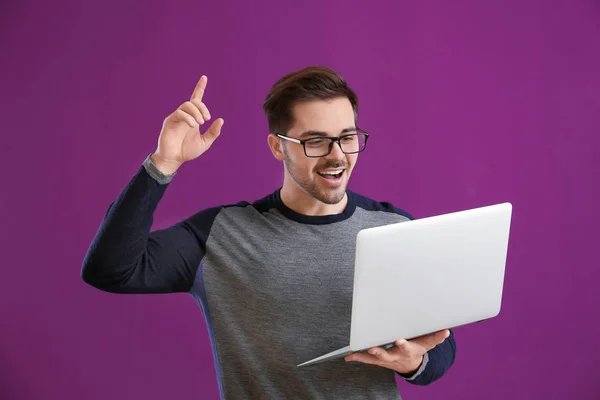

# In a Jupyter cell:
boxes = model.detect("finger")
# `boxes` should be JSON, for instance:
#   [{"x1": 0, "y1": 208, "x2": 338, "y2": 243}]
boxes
[
  {"x1": 430, "y1": 329, "x2": 450, "y2": 343},
  {"x1": 190, "y1": 99, "x2": 211, "y2": 122},
  {"x1": 410, "y1": 329, "x2": 450, "y2": 350},
  {"x1": 191, "y1": 75, "x2": 207, "y2": 101},
  {"x1": 201, "y1": 118, "x2": 224, "y2": 146},
  {"x1": 179, "y1": 101, "x2": 205, "y2": 125},
  {"x1": 366, "y1": 347, "x2": 396, "y2": 363},
  {"x1": 344, "y1": 352, "x2": 382, "y2": 366},
  {"x1": 172, "y1": 109, "x2": 197, "y2": 129},
  {"x1": 394, "y1": 339, "x2": 415, "y2": 354},
  {"x1": 391, "y1": 338, "x2": 427, "y2": 360}
]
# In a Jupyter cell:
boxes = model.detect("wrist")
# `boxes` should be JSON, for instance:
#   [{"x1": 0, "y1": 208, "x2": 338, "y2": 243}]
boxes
[
  {"x1": 150, "y1": 153, "x2": 181, "y2": 175},
  {"x1": 397, "y1": 354, "x2": 424, "y2": 376}
]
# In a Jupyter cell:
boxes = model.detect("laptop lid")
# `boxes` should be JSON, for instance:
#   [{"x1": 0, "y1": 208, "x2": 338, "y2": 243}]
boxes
[{"x1": 349, "y1": 202, "x2": 513, "y2": 351}]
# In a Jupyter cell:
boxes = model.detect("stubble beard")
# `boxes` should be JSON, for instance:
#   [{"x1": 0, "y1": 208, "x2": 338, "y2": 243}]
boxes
[{"x1": 283, "y1": 155, "x2": 348, "y2": 205}]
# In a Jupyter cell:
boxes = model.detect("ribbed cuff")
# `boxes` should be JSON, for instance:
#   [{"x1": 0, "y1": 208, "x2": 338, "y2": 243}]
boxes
[
  {"x1": 402, "y1": 352, "x2": 429, "y2": 381},
  {"x1": 142, "y1": 154, "x2": 176, "y2": 185}
]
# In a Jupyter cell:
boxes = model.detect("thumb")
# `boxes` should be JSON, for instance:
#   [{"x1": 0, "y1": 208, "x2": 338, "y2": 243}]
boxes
[
  {"x1": 202, "y1": 118, "x2": 224, "y2": 146},
  {"x1": 394, "y1": 339, "x2": 418, "y2": 356}
]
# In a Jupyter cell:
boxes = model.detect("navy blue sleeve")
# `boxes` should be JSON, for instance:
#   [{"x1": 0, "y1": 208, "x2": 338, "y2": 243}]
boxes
[
  {"x1": 401, "y1": 329, "x2": 457, "y2": 385},
  {"x1": 81, "y1": 165, "x2": 221, "y2": 294}
]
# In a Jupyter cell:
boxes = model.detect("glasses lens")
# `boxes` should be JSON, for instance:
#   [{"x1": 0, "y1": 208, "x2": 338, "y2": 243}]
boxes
[
  {"x1": 304, "y1": 137, "x2": 332, "y2": 157},
  {"x1": 339, "y1": 133, "x2": 367, "y2": 153}
]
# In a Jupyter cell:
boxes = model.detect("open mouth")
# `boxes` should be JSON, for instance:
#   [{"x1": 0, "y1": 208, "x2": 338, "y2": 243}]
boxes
[{"x1": 317, "y1": 169, "x2": 345, "y2": 182}]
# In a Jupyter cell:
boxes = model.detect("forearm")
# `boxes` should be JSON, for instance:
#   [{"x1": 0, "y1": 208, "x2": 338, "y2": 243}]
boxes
[{"x1": 81, "y1": 155, "x2": 174, "y2": 292}]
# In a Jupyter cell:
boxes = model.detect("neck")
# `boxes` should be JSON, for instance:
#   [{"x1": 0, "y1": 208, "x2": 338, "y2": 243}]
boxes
[{"x1": 279, "y1": 183, "x2": 348, "y2": 216}]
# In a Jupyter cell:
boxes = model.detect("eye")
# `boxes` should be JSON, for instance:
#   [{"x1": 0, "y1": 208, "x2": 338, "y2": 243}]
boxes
[{"x1": 306, "y1": 138, "x2": 326, "y2": 147}]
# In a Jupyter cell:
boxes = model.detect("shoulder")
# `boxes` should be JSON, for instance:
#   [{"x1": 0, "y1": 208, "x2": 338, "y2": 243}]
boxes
[
  {"x1": 177, "y1": 200, "x2": 253, "y2": 230},
  {"x1": 183, "y1": 191, "x2": 278, "y2": 227},
  {"x1": 350, "y1": 190, "x2": 414, "y2": 220}
]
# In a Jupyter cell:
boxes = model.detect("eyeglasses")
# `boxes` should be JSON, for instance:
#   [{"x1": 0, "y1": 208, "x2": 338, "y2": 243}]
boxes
[{"x1": 274, "y1": 131, "x2": 369, "y2": 158}]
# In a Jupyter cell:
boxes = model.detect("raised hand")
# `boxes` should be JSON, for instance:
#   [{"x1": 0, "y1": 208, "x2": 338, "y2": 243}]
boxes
[{"x1": 152, "y1": 75, "x2": 224, "y2": 175}]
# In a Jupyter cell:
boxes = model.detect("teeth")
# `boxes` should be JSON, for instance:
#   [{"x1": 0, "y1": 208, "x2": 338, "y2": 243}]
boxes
[{"x1": 321, "y1": 170, "x2": 344, "y2": 175}]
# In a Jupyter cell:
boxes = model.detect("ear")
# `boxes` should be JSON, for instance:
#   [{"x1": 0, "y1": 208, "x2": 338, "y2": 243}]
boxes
[{"x1": 267, "y1": 133, "x2": 285, "y2": 161}]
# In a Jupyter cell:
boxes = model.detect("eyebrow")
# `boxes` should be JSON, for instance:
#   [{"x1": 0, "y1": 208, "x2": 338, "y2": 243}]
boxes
[{"x1": 298, "y1": 127, "x2": 357, "y2": 139}]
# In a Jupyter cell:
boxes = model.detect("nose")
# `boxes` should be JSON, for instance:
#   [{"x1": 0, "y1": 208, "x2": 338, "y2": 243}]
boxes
[{"x1": 325, "y1": 140, "x2": 345, "y2": 159}]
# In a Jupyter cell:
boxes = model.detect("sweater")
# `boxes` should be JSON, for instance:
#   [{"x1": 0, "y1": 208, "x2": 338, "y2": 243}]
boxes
[{"x1": 81, "y1": 155, "x2": 456, "y2": 399}]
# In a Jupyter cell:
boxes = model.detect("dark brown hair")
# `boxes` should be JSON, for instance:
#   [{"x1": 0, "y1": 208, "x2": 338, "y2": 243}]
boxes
[{"x1": 263, "y1": 66, "x2": 359, "y2": 135}]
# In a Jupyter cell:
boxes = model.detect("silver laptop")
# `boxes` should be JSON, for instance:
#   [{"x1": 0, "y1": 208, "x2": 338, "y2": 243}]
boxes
[{"x1": 297, "y1": 202, "x2": 512, "y2": 367}]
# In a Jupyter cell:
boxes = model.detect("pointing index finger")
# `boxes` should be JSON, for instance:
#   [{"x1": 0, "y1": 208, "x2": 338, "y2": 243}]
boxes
[{"x1": 191, "y1": 75, "x2": 208, "y2": 101}]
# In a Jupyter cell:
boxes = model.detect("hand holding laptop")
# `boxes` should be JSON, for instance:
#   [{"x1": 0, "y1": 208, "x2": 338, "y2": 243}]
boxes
[{"x1": 344, "y1": 329, "x2": 450, "y2": 375}]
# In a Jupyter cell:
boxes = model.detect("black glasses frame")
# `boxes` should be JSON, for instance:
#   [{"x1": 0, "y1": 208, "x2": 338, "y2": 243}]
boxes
[{"x1": 274, "y1": 131, "x2": 370, "y2": 158}]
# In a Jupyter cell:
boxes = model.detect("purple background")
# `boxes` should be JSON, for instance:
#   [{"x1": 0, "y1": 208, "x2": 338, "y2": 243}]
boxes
[{"x1": 2, "y1": 0, "x2": 599, "y2": 399}]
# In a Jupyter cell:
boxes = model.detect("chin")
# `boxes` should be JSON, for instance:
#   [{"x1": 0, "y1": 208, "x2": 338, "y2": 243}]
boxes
[{"x1": 315, "y1": 186, "x2": 347, "y2": 205}]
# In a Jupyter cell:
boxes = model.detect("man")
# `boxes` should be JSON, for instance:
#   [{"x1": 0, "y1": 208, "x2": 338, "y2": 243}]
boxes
[{"x1": 81, "y1": 66, "x2": 456, "y2": 399}]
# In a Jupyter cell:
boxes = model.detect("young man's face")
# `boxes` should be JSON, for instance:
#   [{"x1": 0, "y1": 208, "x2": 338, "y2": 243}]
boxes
[{"x1": 280, "y1": 96, "x2": 359, "y2": 205}]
